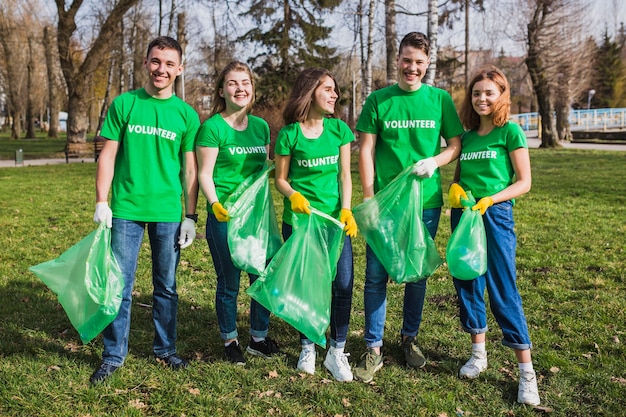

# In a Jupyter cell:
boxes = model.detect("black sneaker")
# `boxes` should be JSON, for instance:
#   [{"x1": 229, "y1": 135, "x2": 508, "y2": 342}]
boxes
[
  {"x1": 156, "y1": 354, "x2": 189, "y2": 370},
  {"x1": 246, "y1": 337, "x2": 281, "y2": 358},
  {"x1": 89, "y1": 362, "x2": 119, "y2": 385},
  {"x1": 225, "y1": 341, "x2": 246, "y2": 365}
]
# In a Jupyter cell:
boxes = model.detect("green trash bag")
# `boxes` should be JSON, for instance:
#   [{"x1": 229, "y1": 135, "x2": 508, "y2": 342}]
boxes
[
  {"x1": 246, "y1": 208, "x2": 345, "y2": 348},
  {"x1": 446, "y1": 191, "x2": 488, "y2": 280},
  {"x1": 353, "y1": 165, "x2": 443, "y2": 283},
  {"x1": 29, "y1": 223, "x2": 124, "y2": 344},
  {"x1": 224, "y1": 163, "x2": 282, "y2": 276}
]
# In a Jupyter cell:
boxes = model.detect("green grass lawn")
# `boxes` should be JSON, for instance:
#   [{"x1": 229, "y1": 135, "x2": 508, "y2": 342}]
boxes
[{"x1": 0, "y1": 149, "x2": 624, "y2": 416}]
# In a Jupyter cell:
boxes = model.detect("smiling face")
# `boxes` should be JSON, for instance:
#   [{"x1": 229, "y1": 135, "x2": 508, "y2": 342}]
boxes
[
  {"x1": 143, "y1": 47, "x2": 183, "y2": 98},
  {"x1": 310, "y1": 75, "x2": 338, "y2": 117},
  {"x1": 396, "y1": 45, "x2": 430, "y2": 92},
  {"x1": 471, "y1": 79, "x2": 502, "y2": 118},
  {"x1": 220, "y1": 70, "x2": 253, "y2": 112}
]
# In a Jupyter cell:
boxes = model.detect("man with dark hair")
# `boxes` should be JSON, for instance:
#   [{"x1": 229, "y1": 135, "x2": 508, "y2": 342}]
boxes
[{"x1": 91, "y1": 36, "x2": 200, "y2": 385}]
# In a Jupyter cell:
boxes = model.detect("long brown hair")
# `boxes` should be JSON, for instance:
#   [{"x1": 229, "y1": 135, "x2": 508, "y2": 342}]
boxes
[
  {"x1": 210, "y1": 61, "x2": 256, "y2": 117},
  {"x1": 282, "y1": 68, "x2": 340, "y2": 125},
  {"x1": 459, "y1": 65, "x2": 511, "y2": 130}
]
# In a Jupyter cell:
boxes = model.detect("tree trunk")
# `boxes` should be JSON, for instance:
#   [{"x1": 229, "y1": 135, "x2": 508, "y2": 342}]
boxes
[
  {"x1": 25, "y1": 37, "x2": 36, "y2": 139},
  {"x1": 385, "y1": 0, "x2": 397, "y2": 85},
  {"x1": 424, "y1": 0, "x2": 438, "y2": 85},
  {"x1": 43, "y1": 26, "x2": 59, "y2": 138},
  {"x1": 175, "y1": 12, "x2": 186, "y2": 99}
]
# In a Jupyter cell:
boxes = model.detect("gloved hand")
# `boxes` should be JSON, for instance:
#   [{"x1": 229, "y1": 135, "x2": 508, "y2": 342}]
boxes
[
  {"x1": 93, "y1": 202, "x2": 112, "y2": 228},
  {"x1": 448, "y1": 183, "x2": 468, "y2": 208},
  {"x1": 412, "y1": 157, "x2": 438, "y2": 178},
  {"x1": 212, "y1": 202, "x2": 230, "y2": 222},
  {"x1": 289, "y1": 192, "x2": 311, "y2": 215},
  {"x1": 472, "y1": 197, "x2": 493, "y2": 215},
  {"x1": 340, "y1": 208, "x2": 358, "y2": 237},
  {"x1": 178, "y1": 218, "x2": 196, "y2": 249}
]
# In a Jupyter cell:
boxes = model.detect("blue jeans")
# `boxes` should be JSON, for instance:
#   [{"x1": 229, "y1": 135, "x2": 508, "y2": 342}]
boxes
[
  {"x1": 206, "y1": 214, "x2": 271, "y2": 341},
  {"x1": 282, "y1": 222, "x2": 354, "y2": 349},
  {"x1": 451, "y1": 202, "x2": 532, "y2": 350},
  {"x1": 363, "y1": 207, "x2": 441, "y2": 348},
  {"x1": 102, "y1": 219, "x2": 181, "y2": 366}
]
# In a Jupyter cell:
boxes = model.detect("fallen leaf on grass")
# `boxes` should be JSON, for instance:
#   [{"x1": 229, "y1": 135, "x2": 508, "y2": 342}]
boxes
[
  {"x1": 128, "y1": 399, "x2": 146, "y2": 409},
  {"x1": 610, "y1": 376, "x2": 626, "y2": 385},
  {"x1": 267, "y1": 370, "x2": 279, "y2": 379},
  {"x1": 438, "y1": 413, "x2": 448, "y2": 417},
  {"x1": 342, "y1": 398, "x2": 351, "y2": 407},
  {"x1": 258, "y1": 390, "x2": 282, "y2": 398},
  {"x1": 549, "y1": 366, "x2": 560, "y2": 373},
  {"x1": 47, "y1": 365, "x2": 60, "y2": 372},
  {"x1": 612, "y1": 335, "x2": 620, "y2": 344},
  {"x1": 188, "y1": 387, "x2": 200, "y2": 395},
  {"x1": 320, "y1": 378, "x2": 333, "y2": 384},
  {"x1": 582, "y1": 353, "x2": 593, "y2": 359}
]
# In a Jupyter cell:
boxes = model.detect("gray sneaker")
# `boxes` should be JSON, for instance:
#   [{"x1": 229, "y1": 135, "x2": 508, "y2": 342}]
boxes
[
  {"x1": 402, "y1": 336, "x2": 426, "y2": 369},
  {"x1": 353, "y1": 348, "x2": 383, "y2": 383}
]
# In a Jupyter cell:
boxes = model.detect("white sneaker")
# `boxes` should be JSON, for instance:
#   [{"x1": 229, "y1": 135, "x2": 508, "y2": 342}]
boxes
[
  {"x1": 297, "y1": 347, "x2": 316, "y2": 374},
  {"x1": 459, "y1": 350, "x2": 488, "y2": 379},
  {"x1": 517, "y1": 370, "x2": 540, "y2": 405},
  {"x1": 323, "y1": 347, "x2": 353, "y2": 382}
]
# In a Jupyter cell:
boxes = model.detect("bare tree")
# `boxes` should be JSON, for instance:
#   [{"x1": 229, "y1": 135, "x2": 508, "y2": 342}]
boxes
[
  {"x1": 55, "y1": 0, "x2": 140, "y2": 144},
  {"x1": 424, "y1": 0, "x2": 438, "y2": 85},
  {"x1": 385, "y1": 0, "x2": 397, "y2": 85},
  {"x1": 43, "y1": 25, "x2": 60, "y2": 138}
]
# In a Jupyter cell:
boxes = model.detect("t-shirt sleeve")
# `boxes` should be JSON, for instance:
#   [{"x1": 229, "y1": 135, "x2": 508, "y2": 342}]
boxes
[
  {"x1": 182, "y1": 109, "x2": 200, "y2": 152},
  {"x1": 274, "y1": 126, "x2": 293, "y2": 156},
  {"x1": 355, "y1": 94, "x2": 378, "y2": 134},
  {"x1": 195, "y1": 118, "x2": 221, "y2": 148},
  {"x1": 100, "y1": 96, "x2": 125, "y2": 142},
  {"x1": 440, "y1": 91, "x2": 465, "y2": 140},
  {"x1": 506, "y1": 122, "x2": 528, "y2": 151},
  {"x1": 338, "y1": 119, "x2": 355, "y2": 146}
]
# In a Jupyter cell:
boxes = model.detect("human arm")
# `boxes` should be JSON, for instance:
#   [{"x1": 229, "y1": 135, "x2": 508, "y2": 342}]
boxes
[
  {"x1": 93, "y1": 140, "x2": 119, "y2": 228},
  {"x1": 339, "y1": 143, "x2": 357, "y2": 237},
  {"x1": 358, "y1": 132, "x2": 377, "y2": 200},
  {"x1": 413, "y1": 135, "x2": 462, "y2": 178},
  {"x1": 197, "y1": 146, "x2": 229, "y2": 221},
  {"x1": 275, "y1": 153, "x2": 310, "y2": 214},
  {"x1": 178, "y1": 150, "x2": 199, "y2": 248}
]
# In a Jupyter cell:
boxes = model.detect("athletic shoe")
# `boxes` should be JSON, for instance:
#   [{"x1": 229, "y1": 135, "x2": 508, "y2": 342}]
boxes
[
  {"x1": 156, "y1": 353, "x2": 189, "y2": 370},
  {"x1": 297, "y1": 347, "x2": 316, "y2": 374},
  {"x1": 225, "y1": 341, "x2": 246, "y2": 366},
  {"x1": 517, "y1": 370, "x2": 540, "y2": 405},
  {"x1": 353, "y1": 348, "x2": 383, "y2": 383},
  {"x1": 402, "y1": 336, "x2": 426, "y2": 369},
  {"x1": 459, "y1": 350, "x2": 488, "y2": 379},
  {"x1": 323, "y1": 346, "x2": 353, "y2": 382},
  {"x1": 246, "y1": 337, "x2": 281, "y2": 358},
  {"x1": 89, "y1": 362, "x2": 119, "y2": 385}
]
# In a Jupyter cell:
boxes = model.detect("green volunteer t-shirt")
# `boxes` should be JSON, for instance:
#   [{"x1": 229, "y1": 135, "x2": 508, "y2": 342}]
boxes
[
  {"x1": 100, "y1": 88, "x2": 200, "y2": 222},
  {"x1": 356, "y1": 83, "x2": 464, "y2": 209},
  {"x1": 195, "y1": 113, "x2": 270, "y2": 212},
  {"x1": 275, "y1": 118, "x2": 354, "y2": 225},
  {"x1": 458, "y1": 121, "x2": 527, "y2": 202}
]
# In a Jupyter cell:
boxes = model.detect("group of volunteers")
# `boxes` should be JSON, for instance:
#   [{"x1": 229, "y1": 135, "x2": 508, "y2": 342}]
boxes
[{"x1": 89, "y1": 32, "x2": 540, "y2": 406}]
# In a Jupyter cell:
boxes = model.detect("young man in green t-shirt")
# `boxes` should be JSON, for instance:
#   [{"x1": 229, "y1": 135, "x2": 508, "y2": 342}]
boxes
[
  {"x1": 91, "y1": 36, "x2": 200, "y2": 385},
  {"x1": 354, "y1": 31, "x2": 464, "y2": 383}
]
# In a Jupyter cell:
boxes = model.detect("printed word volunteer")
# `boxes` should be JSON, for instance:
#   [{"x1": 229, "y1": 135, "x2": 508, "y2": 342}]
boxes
[
  {"x1": 228, "y1": 146, "x2": 267, "y2": 155},
  {"x1": 459, "y1": 150, "x2": 498, "y2": 161},
  {"x1": 296, "y1": 155, "x2": 339, "y2": 167},
  {"x1": 127, "y1": 124, "x2": 177, "y2": 141},
  {"x1": 384, "y1": 119, "x2": 436, "y2": 129}
]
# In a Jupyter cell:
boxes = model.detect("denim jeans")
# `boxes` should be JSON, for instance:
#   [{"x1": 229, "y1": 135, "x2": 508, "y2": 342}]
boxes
[
  {"x1": 282, "y1": 222, "x2": 354, "y2": 349},
  {"x1": 206, "y1": 213, "x2": 271, "y2": 341},
  {"x1": 451, "y1": 202, "x2": 532, "y2": 350},
  {"x1": 363, "y1": 207, "x2": 441, "y2": 348},
  {"x1": 102, "y1": 219, "x2": 181, "y2": 366}
]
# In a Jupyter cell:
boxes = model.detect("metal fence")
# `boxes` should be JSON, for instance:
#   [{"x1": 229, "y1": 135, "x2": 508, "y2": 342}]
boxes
[{"x1": 511, "y1": 108, "x2": 626, "y2": 131}]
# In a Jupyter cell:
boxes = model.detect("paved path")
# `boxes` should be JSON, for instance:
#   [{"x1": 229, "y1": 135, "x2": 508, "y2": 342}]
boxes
[{"x1": 1, "y1": 134, "x2": 625, "y2": 169}]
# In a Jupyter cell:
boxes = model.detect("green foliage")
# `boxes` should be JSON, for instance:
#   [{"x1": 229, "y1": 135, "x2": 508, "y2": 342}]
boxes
[
  {"x1": 593, "y1": 31, "x2": 626, "y2": 108},
  {"x1": 0, "y1": 149, "x2": 625, "y2": 416},
  {"x1": 238, "y1": 0, "x2": 340, "y2": 105}
]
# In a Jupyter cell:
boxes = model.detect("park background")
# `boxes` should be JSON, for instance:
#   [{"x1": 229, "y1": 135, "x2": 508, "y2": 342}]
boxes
[{"x1": 1, "y1": 0, "x2": 626, "y2": 416}]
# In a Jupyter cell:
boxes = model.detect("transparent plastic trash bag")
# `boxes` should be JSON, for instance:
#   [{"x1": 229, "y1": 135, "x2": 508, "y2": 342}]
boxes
[
  {"x1": 446, "y1": 191, "x2": 488, "y2": 280},
  {"x1": 353, "y1": 165, "x2": 443, "y2": 283},
  {"x1": 246, "y1": 208, "x2": 344, "y2": 348},
  {"x1": 29, "y1": 223, "x2": 124, "y2": 344},
  {"x1": 224, "y1": 163, "x2": 282, "y2": 275}
]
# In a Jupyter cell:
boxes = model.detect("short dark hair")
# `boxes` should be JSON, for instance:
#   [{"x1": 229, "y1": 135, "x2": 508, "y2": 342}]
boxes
[
  {"x1": 399, "y1": 32, "x2": 430, "y2": 57},
  {"x1": 146, "y1": 36, "x2": 183, "y2": 61}
]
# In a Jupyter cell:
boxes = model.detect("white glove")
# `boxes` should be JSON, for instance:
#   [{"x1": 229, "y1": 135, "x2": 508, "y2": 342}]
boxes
[
  {"x1": 412, "y1": 157, "x2": 438, "y2": 178},
  {"x1": 93, "y1": 202, "x2": 112, "y2": 228},
  {"x1": 178, "y1": 218, "x2": 196, "y2": 249}
]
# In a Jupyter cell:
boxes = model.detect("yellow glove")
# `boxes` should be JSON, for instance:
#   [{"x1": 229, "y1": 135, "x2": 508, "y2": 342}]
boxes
[
  {"x1": 340, "y1": 208, "x2": 358, "y2": 237},
  {"x1": 472, "y1": 197, "x2": 493, "y2": 215},
  {"x1": 448, "y1": 183, "x2": 467, "y2": 208},
  {"x1": 289, "y1": 192, "x2": 311, "y2": 214},
  {"x1": 212, "y1": 202, "x2": 230, "y2": 222}
]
